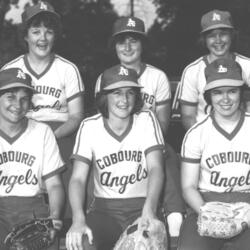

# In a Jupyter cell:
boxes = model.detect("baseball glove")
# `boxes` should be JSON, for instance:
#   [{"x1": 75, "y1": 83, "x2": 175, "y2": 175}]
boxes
[
  {"x1": 197, "y1": 201, "x2": 250, "y2": 239},
  {"x1": 4, "y1": 218, "x2": 63, "y2": 250},
  {"x1": 113, "y1": 217, "x2": 168, "y2": 250}
]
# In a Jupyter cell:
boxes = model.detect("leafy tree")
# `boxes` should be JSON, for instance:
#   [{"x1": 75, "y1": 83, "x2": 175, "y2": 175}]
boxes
[
  {"x1": 1, "y1": 0, "x2": 250, "y2": 113},
  {"x1": 150, "y1": 0, "x2": 250, "y2": 76}
]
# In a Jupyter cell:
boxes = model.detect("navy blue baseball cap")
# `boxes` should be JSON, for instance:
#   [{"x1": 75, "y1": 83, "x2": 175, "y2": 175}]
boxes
[
  {"x1": 201, "y1": 10, "x2": 234, "y2": 33},
  {"x1": 204, "y1": 58, "x2": 244, "y2": 91},
  {"x1": 96, "y1": 65, "x2": 142, "y2": 92},
  {"x1": 0, "y1": 68, "x2": 35, "y2": 91},
  {"x1": 22, "y1": 1, "x2": 60, "y2": 24},
  {"x1": 112, "y1": 16, "x2": 146, "y2": 38}
]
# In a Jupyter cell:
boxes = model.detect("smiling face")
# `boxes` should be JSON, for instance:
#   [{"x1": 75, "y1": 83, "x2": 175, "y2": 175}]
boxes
[
  {"x1": 25, "y1": 23, "x2": 55, "y2": 59},
  {"x1": 115, "y1": 34, "x2": 143, "y2": 67},
  {"x1": 205, "y1": 28, "x2": 233, "y2": 59},
  {"x1": 107, "y1": 87, "x2": 136, "y2": 121},
  {"x1": 0, "y1": 88, "x2": 31, "y2": 127},
  {"x1": 210, "y1": 86, "x2": 241, "y2": 119}
]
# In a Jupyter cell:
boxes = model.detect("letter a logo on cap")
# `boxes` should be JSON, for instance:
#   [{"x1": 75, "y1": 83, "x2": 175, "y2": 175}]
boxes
[
  {"x1": 127, "y1": 18, "x2": 136, "y2": 27},
  {"x1": 40, "y1": 1, "x2": 48, "y2": 10},
  {"x1": 119, "y1": 66, "x2": 128, "y2": 76},
  {"x1": 16, "y1": 70, "x2": 26, "y2": 79},
  {"x1": 218, "y1": 65, "x2": 227, "y2": 73},
  {"x1": 212, "y1": 13, "x2": 221, "y2": 21}
]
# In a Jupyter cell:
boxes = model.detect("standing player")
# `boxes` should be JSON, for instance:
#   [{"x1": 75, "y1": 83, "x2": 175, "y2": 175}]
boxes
[
  {"x1": 2, "y1": 0, "x2": 84, "y2": 154},
  {"x1": 66, "y1": 65, "x2": 165, "y2": 250},
  {"x1": 0, "y1": 68, "x2": 65, "y2": 250},
  {"x1": 2, "y1": 0, "x2": 85, "y2": 220},
  {"x1": 96, "y1": 16, "x2": 171, "y2": 138},
  {"x1": 178, "y1": 9, "x2": 250, "y2": 130},
  {"x1": 179, "y1": 58, "x2": 250, "y2": 250},
  {"x1": 95, "y1": 16, "x2": 185, "y2": 238}
]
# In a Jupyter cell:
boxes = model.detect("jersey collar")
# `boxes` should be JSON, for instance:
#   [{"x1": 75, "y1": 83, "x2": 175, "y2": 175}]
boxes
[
  {"x1": 211, "y1": 109, "x2": 244, "y2": 140},
  {"x1": 103, "y1": 116, "x2": 133, "y2": 142},
  {"x1": 24, "y1": 53, "x2": 55, "y2": 79},
  {"x1": 0, "y1": 118, "x2": 29, "y2": 144}
]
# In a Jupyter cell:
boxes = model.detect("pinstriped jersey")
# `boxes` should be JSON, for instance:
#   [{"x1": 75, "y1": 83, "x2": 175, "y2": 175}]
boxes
[
  {"x1": 2, "y1": 54, "x2": 84, "y2": 122},
  {"x1": 95, "y1": 63, "x2": 171, "y2": 113},
  {"x1": 72, "y1": 110, "x2": 165, "y2": 199},
  {"x1": 181, "y1": 111, "x2": 250, "y2": 193},
  {"x1": 178, "y1": 53, "x2": 250, "y2": 122},
  {"x1": 0, "y1": 119, "x2": 64, "y2": 197}
]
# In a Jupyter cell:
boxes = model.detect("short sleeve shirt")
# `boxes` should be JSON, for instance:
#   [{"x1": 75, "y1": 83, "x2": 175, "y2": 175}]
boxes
[
  {"x1": 2, "y1": 54, "x2": 84, "y2": 122},
  {"x1": 181, "y1": 112, "x2": 250, "y2": 193},
  {"x1": 72, "y1": 110, "x2": 165, "y2": 198},
  {"x1": 0, "y1": 119, "x2": 64, "y2": 196},
  {"x1": 139, "y1": 64, "x2": 171, "y2": 112}
]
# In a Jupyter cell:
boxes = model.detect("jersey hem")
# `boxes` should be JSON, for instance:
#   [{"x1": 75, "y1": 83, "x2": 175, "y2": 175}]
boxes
[
  {"x1": 67, "y1": 91, "x2": 85, "y2": 102},
  {"x1": 181, "y1": 157, "x2": 200, "y2": 163},
  {"x1": 145, "y1": 144, "x2": 165, "y2": 155},
  {"x1": 42, "y1": 164, "x2": 67, "y2": 180},
  {"x1": 71, "y1": 154, "x2": 92, "y2": 165},
  {"x1": 156, "y1": 99, "x2": 171, "y2": 106},
  {"x1": 179, "y1": 99, "x2": 198, "y2": 106}
]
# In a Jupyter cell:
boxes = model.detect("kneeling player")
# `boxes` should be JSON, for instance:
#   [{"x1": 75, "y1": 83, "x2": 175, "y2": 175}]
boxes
[
  {"x1": 0, "y1": 68, "x2": 65, "y2": 250},
  {"x1": 66, "y1": 65, "x2": 165, "y2": 250}
]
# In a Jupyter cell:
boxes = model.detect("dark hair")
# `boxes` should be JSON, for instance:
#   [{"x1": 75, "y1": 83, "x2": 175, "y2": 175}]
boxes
[
  {"x1": 0, "y1": 87, "x2": 33, "y2": 100},
  {"x1": 203, "y1": 85, "x2": 244, "y2": 106},
  {"x1": 109, "y1": 33, "x2": 149, "y2": 63},
  {"x1": 197, "y1": 28, "x2": 238, "y2": 52},
  {"x1": 20, "y1": 13, "x2": 62, "y2": 51},
  {"x1": 95, "y1": 87, "x2": 144, "y2": 118}
]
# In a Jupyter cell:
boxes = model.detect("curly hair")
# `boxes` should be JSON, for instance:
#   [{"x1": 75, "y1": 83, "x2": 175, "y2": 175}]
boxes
[{"x1": 20, "y1": 12, "x2": 62, "y2": 51}]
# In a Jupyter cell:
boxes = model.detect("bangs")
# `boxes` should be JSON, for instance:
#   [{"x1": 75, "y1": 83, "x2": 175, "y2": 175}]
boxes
[
  {"x1": 0, "y1": 87, "x2": 33, "y2": 98},
  {"x1": 114, "y1": 32, "x2": 146, "y2": 44},
  {"x1": 204, "y1": 27, "x2": 233, "y2": 36},
  {"x1": 27, "y1": 13, "x2": 61, "y2": 35}
]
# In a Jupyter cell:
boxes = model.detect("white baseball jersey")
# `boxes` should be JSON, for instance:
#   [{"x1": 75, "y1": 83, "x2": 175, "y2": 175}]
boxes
[
  {"x1": 95, "y1": 63, "x2": 171, "y2": 113},
  {"x1": 181, "y1": 111, "x2": 250, "y2": 193},
  {"x1": 178, "y1": 53, "x2": 250, "y2": 122},
  {"x1": 72, "y1": 110, "x2": 165, "y2": 199},
  {"x1": 138, "y1": 64, "x2": 171, "y2": 112},
  {"x1": 0, "y1": 119, "x2": 64, "y2": 197},
  {"x1": 2, "y1": 54, "x2": 84, "y2": 122}
]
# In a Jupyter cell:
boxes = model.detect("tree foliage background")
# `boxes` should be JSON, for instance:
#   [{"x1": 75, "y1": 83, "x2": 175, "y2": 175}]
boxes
[{"x1": 1, "y1": 0, "x2": 250, "y2": 114}]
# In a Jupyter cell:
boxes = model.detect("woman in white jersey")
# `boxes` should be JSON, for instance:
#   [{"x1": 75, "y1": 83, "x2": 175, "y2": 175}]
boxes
[
  {"x1": 2, "y1": 0, "x2": 85, "y2": 220},
  {"x1": 179, "y1": 58, "x2": 250, "y2": 250},
  {"x1": 0, "y1": 68, "x2": 65, "y2": 250},
  {"x1": 95, "y1": 15, "x2": 185, "y2": 240},
  {"x1": 2, "y1": 1, "x2": 84, "y2": 157},
  {"x1": 66, "y1": 65, "x2": 165, "y2": 250},
  {"x1": 178, "y1": 9, "x2": 250, "y2": 130}
]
